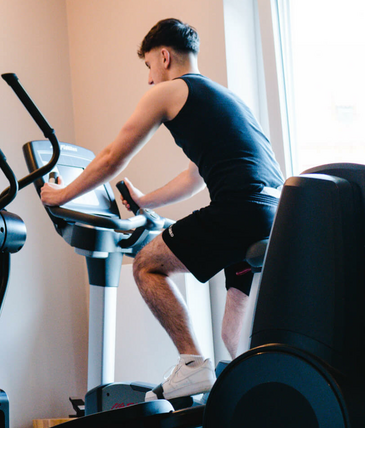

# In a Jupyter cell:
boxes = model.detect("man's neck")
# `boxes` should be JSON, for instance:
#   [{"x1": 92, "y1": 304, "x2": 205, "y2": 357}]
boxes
[{"x1": 169, "y1": 53, "x2": 200, "y2": 80}]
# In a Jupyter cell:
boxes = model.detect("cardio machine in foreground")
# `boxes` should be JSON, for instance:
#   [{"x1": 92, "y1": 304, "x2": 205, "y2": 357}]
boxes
[{"x1": 204, "y1": 164, "x2": 365, "y2": 427}]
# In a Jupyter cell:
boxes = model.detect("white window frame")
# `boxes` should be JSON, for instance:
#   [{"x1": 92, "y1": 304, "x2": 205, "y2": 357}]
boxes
[{"x1": 256, "y1": 0, "x2": 294, "y2": 177}]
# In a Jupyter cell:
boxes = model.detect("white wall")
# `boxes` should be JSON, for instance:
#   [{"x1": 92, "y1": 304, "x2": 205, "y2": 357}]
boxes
[{"x1": 0, "y1": 0, "x2": 88, "y2": 428}]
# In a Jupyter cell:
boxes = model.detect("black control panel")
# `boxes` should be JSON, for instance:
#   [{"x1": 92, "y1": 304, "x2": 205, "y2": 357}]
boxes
[{"x1": 23, "y1": 140, "x2": 119, "y2": 219}]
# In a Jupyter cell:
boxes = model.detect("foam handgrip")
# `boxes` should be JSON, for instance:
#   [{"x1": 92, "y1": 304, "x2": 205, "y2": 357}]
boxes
[{"x1": 116, "y1": 180, "x2": 140, "y2": 214}]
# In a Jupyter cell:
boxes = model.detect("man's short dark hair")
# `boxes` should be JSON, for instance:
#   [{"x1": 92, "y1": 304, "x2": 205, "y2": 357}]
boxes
[{"x1": 138, "y1": 18, "x2": 200, "y2": 59}]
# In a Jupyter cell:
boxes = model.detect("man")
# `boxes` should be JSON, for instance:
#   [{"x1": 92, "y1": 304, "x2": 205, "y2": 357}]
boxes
[{"x1": 41, "y1": 18, "x2": 284, "y2": 401}]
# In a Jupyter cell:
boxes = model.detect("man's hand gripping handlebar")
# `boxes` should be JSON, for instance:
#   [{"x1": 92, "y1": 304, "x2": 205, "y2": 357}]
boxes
[{"x1": 116, "y1": 180, "x2": 174, "y2": 231}]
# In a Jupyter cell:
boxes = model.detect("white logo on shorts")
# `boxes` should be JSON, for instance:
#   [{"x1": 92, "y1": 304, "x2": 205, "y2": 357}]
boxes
[{"x1": 168, "y1": 225, "x2": 174, "y2": 238}]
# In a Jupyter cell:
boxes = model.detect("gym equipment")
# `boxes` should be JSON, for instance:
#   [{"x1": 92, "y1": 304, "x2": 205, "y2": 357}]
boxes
[
  {"x1": 23, "y1": 139, "x2": 178, "y2": 413},
  {"x1": 56, "y1": 399, "x2": 205, "y2": 428},
  {"x1": 0, "y1": 390, "x2": 9, "y2": 428},
  {"x1": 235, "y1": 238, "x2": 269, "y2": 355},
  {"x1": 0, "y1": 148, "x2": 26, "y2": 428},
  {"x1": 203, "y1": 165, "x2": 365, "y2": 427},
  {"x1": 0, "y1": 73, "x2": 63, "y2": 427}
]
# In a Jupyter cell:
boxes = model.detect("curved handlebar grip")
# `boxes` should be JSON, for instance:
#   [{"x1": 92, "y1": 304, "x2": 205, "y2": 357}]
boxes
[
  {"x1": 47, "y1": 205, "x2": 147, "y2": 231},
  {"x1": 1, "y1": 73, "x2": 54, "y2": 139},
  {"x1": 116, "y1": 180, "x2": 140, "y2": 215},
  {"x1": 1, "y1": 73, "x2": 60, "y2": 192},
  {"x1": 0, "y1": 149, "x2": 18, "y2": 210}
]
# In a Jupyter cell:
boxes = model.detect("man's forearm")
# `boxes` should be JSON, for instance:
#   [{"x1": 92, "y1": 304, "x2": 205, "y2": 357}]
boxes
[
  {"x1": 57, "y1": 143, "x2": 128, "y2": 205},
  {"x1": 140, "y1": 168, "x2": 205, "y2": 209}
]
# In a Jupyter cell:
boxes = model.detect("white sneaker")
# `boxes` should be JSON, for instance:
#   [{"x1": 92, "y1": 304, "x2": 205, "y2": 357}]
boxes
[{"x1": 145, "y1": 357, "x2": 216, "y2": 401}]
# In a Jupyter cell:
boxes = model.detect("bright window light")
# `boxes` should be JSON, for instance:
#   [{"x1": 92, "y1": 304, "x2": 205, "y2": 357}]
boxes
[{"x1": 277, "y1": 0, "x2": 365, "y2": 173}]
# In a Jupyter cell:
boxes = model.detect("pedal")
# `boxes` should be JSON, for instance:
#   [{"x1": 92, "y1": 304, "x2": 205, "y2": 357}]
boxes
[
  {"x1": 69, "y1": 397, "x2": 85, "y2": 418},
  {"x1": 169, "y1": 396, "x2": 194, "y2": 410}
]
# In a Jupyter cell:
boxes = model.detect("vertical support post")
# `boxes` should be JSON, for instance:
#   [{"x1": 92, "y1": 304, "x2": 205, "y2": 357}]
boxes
[
  {"x1": 85, "y1": 252, "x2": 123, "y2": 391},
  {"x1": 88, "y1": 286, "x2": 118, "y2": 390}
]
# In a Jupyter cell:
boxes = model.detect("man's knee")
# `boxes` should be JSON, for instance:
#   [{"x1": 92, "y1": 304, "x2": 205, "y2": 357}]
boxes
[
  {"x1": 221, "y1": 327, "x2": 230, "y2": 347},
  {"x1": 132, "y1": 250, "x2": 145, "y2": 284},
  {"x1": 132, "y1": 244, "x2": 157, "y2": 285},
  {"x1": 133, "y1": 234, "x2": 189, "y2": 285},
  {"x1": 132, "y1": 235, "x2": 168, "y2": 283}
]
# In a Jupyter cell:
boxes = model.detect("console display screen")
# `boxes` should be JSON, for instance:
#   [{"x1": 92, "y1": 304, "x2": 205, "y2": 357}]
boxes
[{"x1": 55, "y1": 164, "x2": 114, "y2": 215}]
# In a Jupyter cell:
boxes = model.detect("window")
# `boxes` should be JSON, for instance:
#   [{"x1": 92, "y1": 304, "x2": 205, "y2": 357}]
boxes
[{"x1": 276, "y1": 0, "x2": 365, "y2": 174}]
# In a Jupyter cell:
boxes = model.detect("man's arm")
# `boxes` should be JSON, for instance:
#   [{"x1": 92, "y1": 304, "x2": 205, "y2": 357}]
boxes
[
  {"x1": 41, "y1": 79, "x2": 189, "y2": 206},
  {"x1": 123, "y1": 160, "x2": 206, "y2": 210}
]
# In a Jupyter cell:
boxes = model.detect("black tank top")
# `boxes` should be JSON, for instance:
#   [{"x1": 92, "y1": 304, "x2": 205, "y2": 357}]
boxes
[{"x1": 164, "y1": 74, "x2": 284, "y2": 202}]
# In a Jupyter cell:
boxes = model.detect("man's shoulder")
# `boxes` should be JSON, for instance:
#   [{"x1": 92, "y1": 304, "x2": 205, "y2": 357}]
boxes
[
  {"x1": 151, "y1": 79, "x2": 189, "y2": 121},
  {"x1": 157, "y1": 78, "x2": 188, "y2": 94}
]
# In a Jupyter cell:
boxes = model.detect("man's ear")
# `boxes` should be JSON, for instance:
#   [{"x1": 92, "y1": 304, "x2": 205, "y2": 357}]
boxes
[{"x1": 161, "y1": 48, "x2": 171, "y2": 68}]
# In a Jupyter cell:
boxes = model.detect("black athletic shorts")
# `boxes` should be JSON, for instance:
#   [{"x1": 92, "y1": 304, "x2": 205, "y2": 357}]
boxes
[{"x1": 162, "y1": 193, "x2": 279, "y2": 296}]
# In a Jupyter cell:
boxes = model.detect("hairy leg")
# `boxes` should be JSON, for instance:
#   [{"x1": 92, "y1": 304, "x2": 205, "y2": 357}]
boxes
[
  {"x1": 221, "y1": 287, "x2": 249, "y2": 359},
  {"x1": 133, "y1": 234, "x2": 202, "y2": 356}
]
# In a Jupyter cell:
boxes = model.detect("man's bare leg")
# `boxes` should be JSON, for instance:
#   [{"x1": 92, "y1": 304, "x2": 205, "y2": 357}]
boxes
[
  {"x1": 221, "y1": 287, "x2": 249, "y2": 359},
  {"x1": 133, "y1": 234, "x2": 202, "y2": 356}
]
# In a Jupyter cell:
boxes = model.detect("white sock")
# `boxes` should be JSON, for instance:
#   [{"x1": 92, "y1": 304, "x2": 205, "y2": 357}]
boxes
[{"x1": 180, "y1": 354, "x2": 205, "y2": 368}]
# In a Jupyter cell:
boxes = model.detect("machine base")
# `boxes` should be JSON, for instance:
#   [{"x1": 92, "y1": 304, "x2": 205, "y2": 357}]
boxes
[
  {"x1": 85, "y1": 381, "x2": 154, "y2": 415},
  {"x1": 203, "y1": 344, "x2": 355, "y2": 427},
  {"x1": 85, "y1": 381, "x2": 204, "y2": 415}
]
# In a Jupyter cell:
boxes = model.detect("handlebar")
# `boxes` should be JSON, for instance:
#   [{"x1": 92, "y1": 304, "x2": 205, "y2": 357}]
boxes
[
  {"x1": 46, "y1": 180, "x2": 174, "y2": 252},
  {"x1": 48, "y1": 205, "x2": 147, "y2": 230},
  {"x1": 1, "y1": 73, "x2": 60, "y2": 196},
  {"x1": 115, "y1": 179, "x2": 174, "y2": 229},
  {"x1": 48, "y1": 201, "x2": 173, "y2": 251},
  {"x1": 48, "y1": 204, "x2": 173, "y2": 231},
  {"x1": 0, "y1": 149, "x2": 18, "y2": 210},
  {"x1": 116, "y1": 180, "x2": 140, "y2": 214},
  {"x1": 1, "y1": 73, "x2": 54, "y2": 139}
]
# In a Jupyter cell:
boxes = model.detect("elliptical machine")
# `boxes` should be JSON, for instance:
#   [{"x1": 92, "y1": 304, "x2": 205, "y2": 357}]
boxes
[
  {"x1": 204, "y1": 165, "x2": 365, "y2": 427},
  {"x1": 0, "y1": 73, "x2": 61, "y2": 426},
  {"x1": 0, "y1": 149, "x2": 26, "y2": 428}
]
